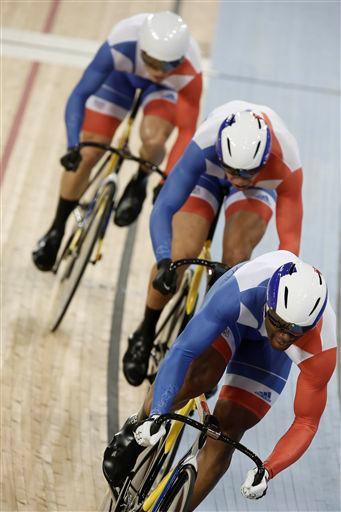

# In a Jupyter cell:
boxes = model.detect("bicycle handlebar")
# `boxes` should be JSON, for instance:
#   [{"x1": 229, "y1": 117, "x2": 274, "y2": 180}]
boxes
[
  {"x1": 156, "y1": 412, "x2": 264, "y2": 470},
  {"x1": 169, "y1": 258, "x2": 230, "y2": 272},
  {"x1": 78, "y1": 141, "x2": 166, "y2": 179}
]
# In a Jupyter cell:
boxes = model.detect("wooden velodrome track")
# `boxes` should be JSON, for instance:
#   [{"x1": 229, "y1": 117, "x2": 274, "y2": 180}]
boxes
[{"x1": 1, "y1": 1, "x2": 218, "y2": 510}]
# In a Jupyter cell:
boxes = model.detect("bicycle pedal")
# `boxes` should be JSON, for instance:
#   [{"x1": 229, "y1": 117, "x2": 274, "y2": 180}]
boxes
[{"x1": 90, "y1": 256, "x2": 102, "y2": 265}]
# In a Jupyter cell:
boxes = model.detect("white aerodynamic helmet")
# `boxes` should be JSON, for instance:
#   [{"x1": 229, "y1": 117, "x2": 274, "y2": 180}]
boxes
[
  {"x1": 216, "y1": 110, "x2": 271, "y2": 174},
  {"x1": 139, "y1": 11, "x2": 190, "y2": 62},
  {"x1": 266, "y1": 260, "x2": 328, "y2": 335}
]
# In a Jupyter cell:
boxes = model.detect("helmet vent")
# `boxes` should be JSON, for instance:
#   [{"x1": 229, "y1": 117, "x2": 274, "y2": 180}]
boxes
[
  {"x1": 309, "y1": 297, "x2": 321, "y2": 316},
  {"x1": 257, "y1": 117, "x2": 262, "y2": 129},
  {"x1": 253, "y1": 141, "x2": 261, "y2": 159},
  {"x1": 316, "y1": 271, "x2": 322, "y2": 285},
  {"x1": 227, "y1": 138, "x2": 232, "y2": 157},
  {"x1": 284, "y1": 286, "x2": 289, "y2": 308}
]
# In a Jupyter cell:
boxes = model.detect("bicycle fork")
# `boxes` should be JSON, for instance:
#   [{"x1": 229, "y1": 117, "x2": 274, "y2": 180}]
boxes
[{"x1": 91, "y1": 177, "x2": 118, "y2": 264}]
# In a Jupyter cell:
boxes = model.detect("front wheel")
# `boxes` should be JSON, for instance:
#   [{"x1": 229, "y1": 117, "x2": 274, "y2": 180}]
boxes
[
  {"x1": 50, "y1": 182, "x2": 115, "y2": 331},
  {"x1": 99, "y1": 489, "x2": 114, "y2": 512},
  {"x1": 155, "y1": 465, "x2": 196, "y2": 512}
]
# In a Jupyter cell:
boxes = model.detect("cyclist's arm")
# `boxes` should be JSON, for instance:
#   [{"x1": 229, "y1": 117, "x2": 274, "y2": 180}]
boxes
[
  {"x1": 165, "y1": 73, "x2": 203, "y2": 173},
  {"x1": 150, "y1": 140, "x2": 207, "y2": 262},
  {"x1": 275, "y1": 168, "x2": 303, "y2": 256},
  {"x1": 65, "y1": 42, "x2": 114, "y2": 148},
  {"x1": 151, "y1": 273, "x2": 240, "y2": 415},
  {"x1": 264, "y1": 347, "x2": 336, "y2": 479}
]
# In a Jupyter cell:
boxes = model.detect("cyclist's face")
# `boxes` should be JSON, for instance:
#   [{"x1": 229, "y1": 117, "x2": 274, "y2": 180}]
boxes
[
  {"x1": 264, "y1": 315, "x2": 301, "y2": 351},
  {"x1": 144, "y1": 65, "x2": 171, "y2": 81},
  {"x1": 141, "y1": 51, "x2": 175, "y2": 81},
  {"x1": 223, "y1": 166, "x2": 259, "y2": 189}
]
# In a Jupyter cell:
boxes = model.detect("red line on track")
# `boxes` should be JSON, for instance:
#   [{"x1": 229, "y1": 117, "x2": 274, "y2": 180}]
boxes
[{"x1": 0, "y1": 0, "x2": 61, "y2": 184}]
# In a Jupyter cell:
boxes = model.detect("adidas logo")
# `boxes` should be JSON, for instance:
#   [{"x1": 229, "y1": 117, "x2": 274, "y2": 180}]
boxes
[{"x1": 255, "y1": 390, "x2": 272, "y2": 403}]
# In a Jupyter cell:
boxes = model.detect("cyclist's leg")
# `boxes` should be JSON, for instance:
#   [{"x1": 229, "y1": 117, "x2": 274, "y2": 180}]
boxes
[
  {"x1": 32, "y1": 70, "x2": 134, "y2": 271},
  {"x1": 189, "y1": 336, "x2": 292, "y2": 510},
  {"x1": 222, "y1": 187, "x2": 276, "y2": 267},
  {"x1": 123, "y1": 176, "x2": 222, "y2": 385},
  {"x1": 123, "y1": 211, "x2": 211, "y2": 386},
  {"x1": 114, "y1": 88, "x2": 176, "y2": 226}
]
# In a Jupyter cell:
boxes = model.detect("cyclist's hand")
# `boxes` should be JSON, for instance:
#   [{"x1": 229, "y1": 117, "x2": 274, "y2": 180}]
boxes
[
  {"x1": 134, "y1": 416, "x2": 166, "y2": 447},
  {"x1": 152, "y1": 258, "x2": 177, "y2": 295},
  {"x1": 60, "y1": 146, "x2": 82, "y2": 171},
  {"x1": 241, "y1": 468, "x2": 269, "y2": 500},
  {"x1": 152, "y1": 181, "x2": 164, "y2": 204}
]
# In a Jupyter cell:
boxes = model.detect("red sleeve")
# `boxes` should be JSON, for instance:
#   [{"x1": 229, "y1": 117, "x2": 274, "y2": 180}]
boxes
[
  {"x1": 165, "y1": 73, "x2": 203, "y2": 173},
  {"x1": 275, "y1": 167, "x2": 303, "y2": 255},
  {"x1": 264, "y1": 347, "x2": 336, "y2": 479}
]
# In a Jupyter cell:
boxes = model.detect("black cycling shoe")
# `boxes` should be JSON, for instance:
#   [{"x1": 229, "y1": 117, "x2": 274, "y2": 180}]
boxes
[
  {"x1": 114, "y1": 173, "x2": 147, "y2": 227},
  {"x1": 32, "y1": 228, "x2": 64, "y2": 271},
  {"x1": 103, "y1": 414, "x2": 144, "y2": 488},
  {"x1": 123, "y1": 331, "x2": 152, "y2": 386}
]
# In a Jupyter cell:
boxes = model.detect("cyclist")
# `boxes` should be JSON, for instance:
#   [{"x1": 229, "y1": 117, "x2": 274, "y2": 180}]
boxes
[
  {"x1": 32, "y1": 11, "x2": 202, "y2": 271},
  {"x1": 124, "y1": 101, "x2": 303, "y2": 385},
  {"x1": 103, "y1": 250, "x2": 337, "y2": 508}
]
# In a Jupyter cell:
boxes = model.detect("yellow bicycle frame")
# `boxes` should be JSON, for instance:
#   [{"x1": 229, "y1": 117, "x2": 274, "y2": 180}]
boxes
[
  {"x1": 68, "y1": 114, "x2": 135, "y2": 262},
  {"x1": 185, "y1": 241, "x2": 212, "y2": 315},
  {"x1": 142, "y1": 399, "x2": 196, "y2": 511}
]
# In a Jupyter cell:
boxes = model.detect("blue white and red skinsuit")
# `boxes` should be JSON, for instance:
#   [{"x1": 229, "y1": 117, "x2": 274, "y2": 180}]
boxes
[
  {"x1": 150, "y1": 101, "x2": 303, "y2": 258},
  {"x1": 64, "y1": 13, "x2": 203, "y2": 174},
  {"x1": 151, "y1": 250, "x2": 337, "y2": 479}
]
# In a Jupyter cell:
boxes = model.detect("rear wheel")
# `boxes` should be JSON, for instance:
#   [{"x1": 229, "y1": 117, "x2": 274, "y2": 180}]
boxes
[
  {"x1": 156, "y1": 465, "x2": 196, "y2": 512},
  {"x1": 50, "y1": 182, "x2": 115, "y2": 331}
]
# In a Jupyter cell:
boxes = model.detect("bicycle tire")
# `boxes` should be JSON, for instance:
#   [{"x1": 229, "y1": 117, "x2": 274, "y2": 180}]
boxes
[
  {"x1": 148, "y1": 274, "x2": 193, "y2": 381},
  {"x1": 113, "y1": 442, "x2": 162, "y2": 511},
  {"x1": 99, "y1": 489, "x2": 114, "y2": 512},
  {"x1": 50, "y1": 182, "x2": 116, "y2": 331},
  {"x1": 155, "y1": 465, "x2": 196, "y2": 512}
]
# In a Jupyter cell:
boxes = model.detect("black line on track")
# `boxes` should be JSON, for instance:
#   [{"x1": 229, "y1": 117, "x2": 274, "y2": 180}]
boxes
[
  {"x1": 173, "y1": 0, "x2": 182, "y2": 15},
  {"x1": 107, "y1": 221, "x2": 138, "y2": 441}
]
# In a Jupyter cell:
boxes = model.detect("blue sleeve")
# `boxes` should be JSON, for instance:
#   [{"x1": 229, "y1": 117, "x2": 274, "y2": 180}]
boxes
[
  {"x1": 151, "y1": 270, "x2": 241, "y2": 415},
  {"x1": 150, "y1": 141, "x2": 207, "y2": 262},
  {"x1": 65, "y1": 42, "x2": 114, "y2": 148}
]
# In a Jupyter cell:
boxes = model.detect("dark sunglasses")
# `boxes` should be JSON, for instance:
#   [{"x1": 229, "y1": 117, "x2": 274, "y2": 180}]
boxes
[
  {"x1": 222, "y1": 163, "x2": 260, "y2": 180},
  {"x1": 141, "y1": 50, "x2": 184, "y2": 72},
  {"x1": 265, "y1": 306, "x2": 309, "y2": 337}
]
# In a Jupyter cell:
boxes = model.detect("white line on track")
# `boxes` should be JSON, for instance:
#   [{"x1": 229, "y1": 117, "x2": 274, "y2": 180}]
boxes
[{"x1": 2, "y1": 27, "x2": 211, "y2": 72}]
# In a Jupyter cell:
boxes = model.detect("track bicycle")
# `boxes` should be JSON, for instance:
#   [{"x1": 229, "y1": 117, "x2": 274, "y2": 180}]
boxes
[
  {"x1": 145, "y1": 191, "x2": 230, "y2": 385},
  {"x1": 146, "y1": 257, "x2": 229, "y2": 386},
  {"x1": 100, "y1": 393, "x2": 264, "y2": 512},
  {"x1": 49, "y1": 91, "x2": 165, "y2": 332}
]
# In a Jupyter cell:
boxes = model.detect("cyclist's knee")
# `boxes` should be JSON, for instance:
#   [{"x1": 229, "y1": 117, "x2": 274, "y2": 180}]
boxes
[
  {"x1": 140, "y1": 117, "x2": 173, "y2": 162},
  {"x1": 222, "y1": 243, "x2": 251, "y2": 267},
  {"x1": 172, "y1": 243, "x2": 203, "y2": 262},
  {"x1": 213, "y1": 399, "x2": 260, "y2": 438},
  {"x1": 79, "y1": 132, "x2": 111, "y2": 166}
]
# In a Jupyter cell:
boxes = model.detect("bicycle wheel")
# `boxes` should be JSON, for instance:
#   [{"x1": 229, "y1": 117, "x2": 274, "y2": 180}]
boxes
[
  {"x1": 99, "y1": 489, "x2": 114, "y2": 512},
  {"x1": 155, "y1": 465, "x2": 196, "y2": 512},
  {"x1": 114, "y1": 441, "x2": 163, "y2": 511},
  {"x1": 50, "y1": 182, "x2": 116, "y2": 331},
  {"x1": 147, "y1": 272, "x2": 193, "y2": 381}
]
